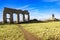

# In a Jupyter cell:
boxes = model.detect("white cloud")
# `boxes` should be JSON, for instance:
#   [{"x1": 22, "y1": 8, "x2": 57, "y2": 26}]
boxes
[
  {"x1": 29, "y1": 9, "x2": 52, "y2": 20},
  {"x1": 42, "y1": 0, "x2": 60, "y2": 2},
  {"x1": 16, "y1": 5, "x2": 35, "y2": 11},
  {"x1": 17, "y1": 5, "x2": 29, "y2": 9},
  {"x1": 16, "y1": 5, "x2": 44, "y2": 20},
  {"x1": 16, "y1": 5, "x2": 55, "y2": 20}
]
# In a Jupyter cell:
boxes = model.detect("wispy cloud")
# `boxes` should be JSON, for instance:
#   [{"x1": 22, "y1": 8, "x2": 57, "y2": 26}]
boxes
[
  {"x1": 42, "y1": 0, "x2": 60, "y2": 5},
  {"x1": 42, "y1": 0, "x2": 60, "y2": 2},
  {"x1": 16, "y1": 5, "x2": 35, "y2": 10},
  {"x1": 16, "y1": 5, "x2": 44, "y2": 20},
  {"x1": 16, "y1": 4, "x2": 56, "y2": 20},
  {"x1": 17, "y1": 5, "x2": 29, "y2": 9}
]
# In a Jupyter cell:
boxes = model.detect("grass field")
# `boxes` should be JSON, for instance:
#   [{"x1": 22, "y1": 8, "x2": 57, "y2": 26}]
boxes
[
  {"x1": 0, "y1": 21, "x2": 60, "y2": 40},
  {"x1": 21, "y1": 21, "x2": 60, "y2": 40},
  {"x1": 0, "y1": 24, "x2": 26, "y2": 40}
]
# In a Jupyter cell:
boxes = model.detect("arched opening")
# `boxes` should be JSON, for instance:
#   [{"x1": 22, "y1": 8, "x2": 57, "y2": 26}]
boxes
[
  {"x1": 13, "y1": 13, "x2": 17, "y2": 23},
  {"x1": 19, "y1": 14, "x2": 23, "y2": 22},
  {"x1": 6, "y1": 13, "x2": 10, "y2": 23},
  {"x1": 25, "y1": 14, "x2": 28, "y2": 21}
]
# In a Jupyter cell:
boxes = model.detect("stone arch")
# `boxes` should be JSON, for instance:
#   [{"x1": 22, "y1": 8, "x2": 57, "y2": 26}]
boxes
[
  {"x1": 13, "y1": 13, "x2": 17, "y2": 23},
  {"x1": 6, "y1": 13, "x2": 10, "y2": 23},
  {"x1": 24, "y1": 14, "x2": 29, "y2": 21},
  {"x1": 19, "y1": 14, "x2": 23, "y2": 22}
]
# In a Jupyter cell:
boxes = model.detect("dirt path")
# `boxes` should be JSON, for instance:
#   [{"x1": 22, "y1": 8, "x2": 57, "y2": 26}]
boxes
[{"x1": 17, "y1": 25, "x2": 39, "y2": 40}]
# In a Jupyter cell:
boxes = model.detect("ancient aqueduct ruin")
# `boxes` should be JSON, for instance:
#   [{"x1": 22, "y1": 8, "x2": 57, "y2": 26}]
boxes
[{"x1": 3, "y1": 7, "x2": 30, "y2": 23}]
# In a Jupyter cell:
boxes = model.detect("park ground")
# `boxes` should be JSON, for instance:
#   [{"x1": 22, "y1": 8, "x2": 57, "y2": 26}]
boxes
[{"x1": 0, "y1": 21, "x2": 60, "y2": 40}]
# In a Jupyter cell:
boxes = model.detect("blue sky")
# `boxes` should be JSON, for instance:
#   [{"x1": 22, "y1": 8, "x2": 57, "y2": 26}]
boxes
[{"x1": 0, "y1": 0, "x2": 60, "y2": 21}]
